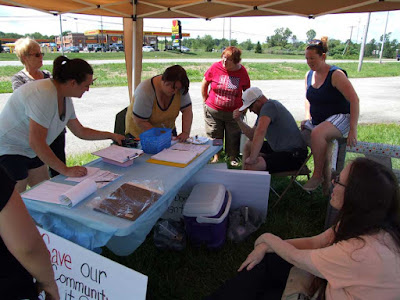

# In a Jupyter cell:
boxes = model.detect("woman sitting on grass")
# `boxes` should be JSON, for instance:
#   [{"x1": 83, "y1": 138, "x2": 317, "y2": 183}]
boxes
[{"x1": 206, "y1": 157, "x2": 400, "y2": 300}]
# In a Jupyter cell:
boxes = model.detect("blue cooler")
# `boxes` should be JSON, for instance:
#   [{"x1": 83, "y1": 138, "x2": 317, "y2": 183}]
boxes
[{"x1": 183, "y1": 183, "x2": 232, "y2": 248}]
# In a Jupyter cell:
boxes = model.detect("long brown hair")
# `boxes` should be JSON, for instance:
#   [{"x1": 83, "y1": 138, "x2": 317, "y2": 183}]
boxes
[{"x1": 311, "y1": 158, "x2": 400, "y2": 298}]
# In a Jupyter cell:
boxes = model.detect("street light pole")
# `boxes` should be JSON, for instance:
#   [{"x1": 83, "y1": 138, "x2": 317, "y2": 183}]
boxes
[
  {"x1": 59, "y1": 15, "x2": 64, "y2": 55},
  {"x1": 74, "y1": 17, "x2": 78, "y2": 33}
]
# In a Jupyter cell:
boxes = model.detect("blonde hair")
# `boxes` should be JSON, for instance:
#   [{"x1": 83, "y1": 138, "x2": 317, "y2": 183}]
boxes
[{"x1": 14, "y1": 37, "x2": 40, "y2": 62}]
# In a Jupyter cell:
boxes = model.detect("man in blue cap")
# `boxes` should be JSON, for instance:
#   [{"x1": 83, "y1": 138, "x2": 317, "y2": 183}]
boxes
[{"x1": 233, "y1": 87, "x2": 307, "y2": 172}]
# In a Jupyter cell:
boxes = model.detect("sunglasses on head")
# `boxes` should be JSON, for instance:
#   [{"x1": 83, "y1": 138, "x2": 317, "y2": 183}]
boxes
[
  {"x1": 29, "y1": 52, "x2": 45, "y2": 58},
  {"x1": 307, "y1": 39, "x2": 325, "y2": 52}
]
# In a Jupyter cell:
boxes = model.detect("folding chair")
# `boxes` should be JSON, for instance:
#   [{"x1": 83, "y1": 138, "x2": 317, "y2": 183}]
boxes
[
  {"x1": 270, "y1": 151, "x2": 313, "y2": 208},
  {"x1": 114, "y1": 107, "x2": 128, "y2": 134}
]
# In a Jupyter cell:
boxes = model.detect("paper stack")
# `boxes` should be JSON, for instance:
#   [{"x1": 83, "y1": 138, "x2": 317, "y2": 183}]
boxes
[
  {"x1": 92, "y1": 145, "x2": 143, "y2": 167},
  {"x1": 147, "y1": 143, "x2": 210, "y2": 167},
  {"x1": 23, "y1": 179, "x2": 97, "y2": 208}
]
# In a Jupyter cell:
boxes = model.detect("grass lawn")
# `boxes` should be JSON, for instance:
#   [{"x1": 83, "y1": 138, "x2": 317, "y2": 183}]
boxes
[
  {"x1": 66, "y1": 123, "x2": 400, "y2": 300},
  {"x1": 0, "y1": 61, "x2": 399, "y2": 93}
]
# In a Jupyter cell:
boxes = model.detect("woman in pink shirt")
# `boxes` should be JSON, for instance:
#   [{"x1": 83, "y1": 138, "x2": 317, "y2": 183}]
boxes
[
  {"x1": 206, "y1": 157, "x2": 400, "y2": 299},
  {"x1": 201, "y1": 46, "x2": 250, "y2": 165}
]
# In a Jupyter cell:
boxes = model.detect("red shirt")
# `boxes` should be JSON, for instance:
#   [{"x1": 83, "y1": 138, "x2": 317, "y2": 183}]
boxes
[{"x1": 204, "y1": 61, "x2": 250, "y2": 112}]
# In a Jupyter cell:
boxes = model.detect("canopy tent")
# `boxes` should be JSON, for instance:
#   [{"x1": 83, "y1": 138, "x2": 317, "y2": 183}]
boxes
[{"x1": 1, "y1": 0, "x2": 399, "y2": 98}]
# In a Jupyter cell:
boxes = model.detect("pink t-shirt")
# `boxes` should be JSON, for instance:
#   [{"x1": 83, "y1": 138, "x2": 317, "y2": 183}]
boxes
[
  {"x1": 204, "y1": 61, "x2": 250, "y2": 112},
  {"x1": 311, "y1": 232, "x2": 400, "y2": 300}
]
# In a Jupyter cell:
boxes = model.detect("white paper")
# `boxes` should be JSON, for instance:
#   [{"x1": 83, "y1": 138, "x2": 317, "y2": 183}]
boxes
[
  {"x1": 66, "y1": 166, "x2": 121, "y2": 188},
  {"x1": 151, "y1": 148, "x2": 198, "y2": 164},
  {"x1": 187, "y1": 136, "x2": 209, "y2": 144},
  {"x1": 170, "y1": 143, "x2": 209, "y2": 156},
  {"x1": 59, "y1": 179, "x2": 97, "y2": 207},
  {"x1": 23, "y1": 179, "x2": 97, "y2": 208},
  {"x1": 92, "y1": 145, "x2": 143, "y2": 163},
  {"x1": 23, "y1": 181, "x2": 72, "y2": 205}
]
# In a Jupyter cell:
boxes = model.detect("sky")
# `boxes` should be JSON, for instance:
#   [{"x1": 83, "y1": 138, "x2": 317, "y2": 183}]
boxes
[{"x1": 0, "y1": 5, "x2": 399, "y2": 44}]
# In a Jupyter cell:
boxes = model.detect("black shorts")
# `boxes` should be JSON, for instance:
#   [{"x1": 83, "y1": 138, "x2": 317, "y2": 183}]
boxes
[
  {"x1": 0, "y1": 154, "x2": 44, "y2": 181},
  {"x1": 260, "y1": 142, "x2": 307, "y2": 173}
]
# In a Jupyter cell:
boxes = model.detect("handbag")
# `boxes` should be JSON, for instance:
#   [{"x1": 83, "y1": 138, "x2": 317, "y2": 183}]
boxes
[{"x1": 281, "y1": 267, "x2": 319, "y2": 300}]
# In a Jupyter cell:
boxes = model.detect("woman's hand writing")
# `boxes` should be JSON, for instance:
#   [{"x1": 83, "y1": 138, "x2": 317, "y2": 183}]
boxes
[
  {"x1": 175, "y1": 131, "x2": 190, "y2": 142},
  {"x1": 63, "y1": 166, "x2": 87, "y2": 177}
]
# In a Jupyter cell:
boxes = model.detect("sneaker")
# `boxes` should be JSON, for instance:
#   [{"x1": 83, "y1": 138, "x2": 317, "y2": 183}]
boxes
[
  {"x1": 303, "y1": 177, "x2": 324, "y2": 192},
  {"x1": 230, "y1": 160, "x2": 239, "y2": 167}
]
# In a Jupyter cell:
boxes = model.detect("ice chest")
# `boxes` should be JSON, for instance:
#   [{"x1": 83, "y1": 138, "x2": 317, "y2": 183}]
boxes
[{"x1": 183, "y1": 183, "x2": 232, "y2": 248}]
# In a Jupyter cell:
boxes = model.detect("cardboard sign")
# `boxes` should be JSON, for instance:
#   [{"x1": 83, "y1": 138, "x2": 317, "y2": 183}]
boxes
[{"x1": 37, "y1": 227, "x2": 148, "y2": 300}]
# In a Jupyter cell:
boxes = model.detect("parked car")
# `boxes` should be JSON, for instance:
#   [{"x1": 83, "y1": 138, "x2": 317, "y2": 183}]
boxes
[
  {"x1": 85, "y1": 44, "x2": 105, "y2": 52},
  {"x1": 1, "y1": 46, "x2": 10, "y2": 53},
  {"x1": 175, "y1": 46, "x2": 190, "y2": 53},
  {"x1": 64, "y1": 46, "x2": 80, "y2": 53},
  {"x1": 110, "y1": 43, "x2": 124, "y2": 52},
  {"x1": 142, "y1": 45, "x2": 155, "y2": 52}
]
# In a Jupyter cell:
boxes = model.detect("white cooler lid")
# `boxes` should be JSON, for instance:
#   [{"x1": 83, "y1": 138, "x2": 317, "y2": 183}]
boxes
[{"x1": 183, "y1": 183, "x2": 226, "y2": 217}]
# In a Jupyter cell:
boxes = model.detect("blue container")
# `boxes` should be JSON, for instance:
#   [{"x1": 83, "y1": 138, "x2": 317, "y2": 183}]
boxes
[{"x1": 139, "y1": 128, "x2": 172, "y2": 154}]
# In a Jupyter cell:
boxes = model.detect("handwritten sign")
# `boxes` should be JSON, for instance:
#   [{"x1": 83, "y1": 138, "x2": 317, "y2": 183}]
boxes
[{"x1": 37, "y1": 228, "x2": 148, "y2": 300}]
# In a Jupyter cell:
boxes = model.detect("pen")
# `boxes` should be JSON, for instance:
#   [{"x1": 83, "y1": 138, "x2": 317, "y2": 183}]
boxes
[
  {"x1": 95, "y1": 180, "x2": 112, "y2": 183},
  {"x1": 123, "y1": 153, "x2": 140, "y2": 162}
]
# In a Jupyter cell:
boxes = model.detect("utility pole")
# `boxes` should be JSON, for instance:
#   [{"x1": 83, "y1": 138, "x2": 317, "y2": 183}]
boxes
[
  {"x1": 358, "y1": 13, "x2": 371, "y2": 72},
  {"x1": 343, "y1": 25, "x2": 355, "y2": 55},
  {"x1": 379, "y1": 11, "x2": 389, "y2": 64},
  {"x1": 229, "y1": 18, "x2": 231, "y2": 46},
  {"x1": 100, "y1": 16, "x2": 104, "y2": 50}
]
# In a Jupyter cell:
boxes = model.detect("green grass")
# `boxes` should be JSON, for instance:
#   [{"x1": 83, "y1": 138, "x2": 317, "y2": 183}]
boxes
[
  {"x1": 1, "y1": 61, "x2": 399, "y2": 93},
  {"x1": 0, "y1": 51, "x2": 306, "y2": 61},
  {"x1": 65, "y1": 123, "x2": 400, "y2": 300}
]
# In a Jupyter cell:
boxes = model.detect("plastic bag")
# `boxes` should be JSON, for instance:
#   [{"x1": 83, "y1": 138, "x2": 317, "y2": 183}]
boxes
[
  {"x1": 153, "y1": 219, "x2": 186, "y2": 251},
  {"x1": 227, "y1": 206, "x2": 263, "y2": 243},
  {"x1": 88, "y1": 180, "x2": 164, "y2": 221}
]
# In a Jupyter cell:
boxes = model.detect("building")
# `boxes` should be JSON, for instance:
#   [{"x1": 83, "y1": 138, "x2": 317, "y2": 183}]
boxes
[{"x1": 55, "y1": 33, "x2": 86, "y2": 49}]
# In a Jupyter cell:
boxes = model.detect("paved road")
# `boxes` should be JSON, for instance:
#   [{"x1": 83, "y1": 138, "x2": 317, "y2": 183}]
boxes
[{"x1": 0, "y1": 77, "x2": 399, "y2": 155}]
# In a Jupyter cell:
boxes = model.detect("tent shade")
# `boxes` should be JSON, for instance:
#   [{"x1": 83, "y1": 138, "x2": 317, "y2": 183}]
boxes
[{"x1": 0, "y1": 0, "x2": 399, "y2": 19}]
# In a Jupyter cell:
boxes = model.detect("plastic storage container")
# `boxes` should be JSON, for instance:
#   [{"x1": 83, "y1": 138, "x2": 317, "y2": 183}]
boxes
[
  {"x1": 183, "y1": 183, "x2": 232, "y2": 248},
  {"x1": 139, "y1": 127, "x2": 172, "y2": 154}
]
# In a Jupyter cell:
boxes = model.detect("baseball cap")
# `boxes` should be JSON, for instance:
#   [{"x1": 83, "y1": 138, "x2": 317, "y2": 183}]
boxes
[{"x1": 239, "y1": 87, "x2": 263, "y2": 111}]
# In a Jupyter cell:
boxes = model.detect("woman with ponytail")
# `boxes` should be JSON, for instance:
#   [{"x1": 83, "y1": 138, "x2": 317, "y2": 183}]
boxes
[
  {"x1": 0, "y1": 56, "x2": 124, "y2": 192},
  {"x1": 207, "y1": 158, "x2": 400, "y2": 300},
  {"x1": 301, "y1": 37, "x2": 360, "y2": 192}
]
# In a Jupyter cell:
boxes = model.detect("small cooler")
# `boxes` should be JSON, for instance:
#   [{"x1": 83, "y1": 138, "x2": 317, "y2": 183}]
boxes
[{"x1": 183, "y1": 183, "x2": 232, "y2": 248}]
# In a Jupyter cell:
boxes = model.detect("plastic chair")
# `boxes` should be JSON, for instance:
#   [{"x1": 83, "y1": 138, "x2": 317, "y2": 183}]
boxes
[{"x1": 270, "y1": 151, "x2": 313, "y2": 208}]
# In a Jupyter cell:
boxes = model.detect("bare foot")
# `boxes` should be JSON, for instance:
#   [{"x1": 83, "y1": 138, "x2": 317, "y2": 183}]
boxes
[{"x1": 210, "y1": 154, "x2": 219, "y2": 163}]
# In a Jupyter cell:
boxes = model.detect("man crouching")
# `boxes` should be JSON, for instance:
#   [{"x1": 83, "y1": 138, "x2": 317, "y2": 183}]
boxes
[{"x1": 233, "y1": 87, "x2": 307, "y2": 172}]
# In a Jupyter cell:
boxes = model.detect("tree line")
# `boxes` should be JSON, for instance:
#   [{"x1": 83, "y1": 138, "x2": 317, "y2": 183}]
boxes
[
  {"x1": 178, "y1": 27, "x2": 399, "y2": 59},
  {"x1": 1, "y1": 27, "x2": 399, "y2": 58}
]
